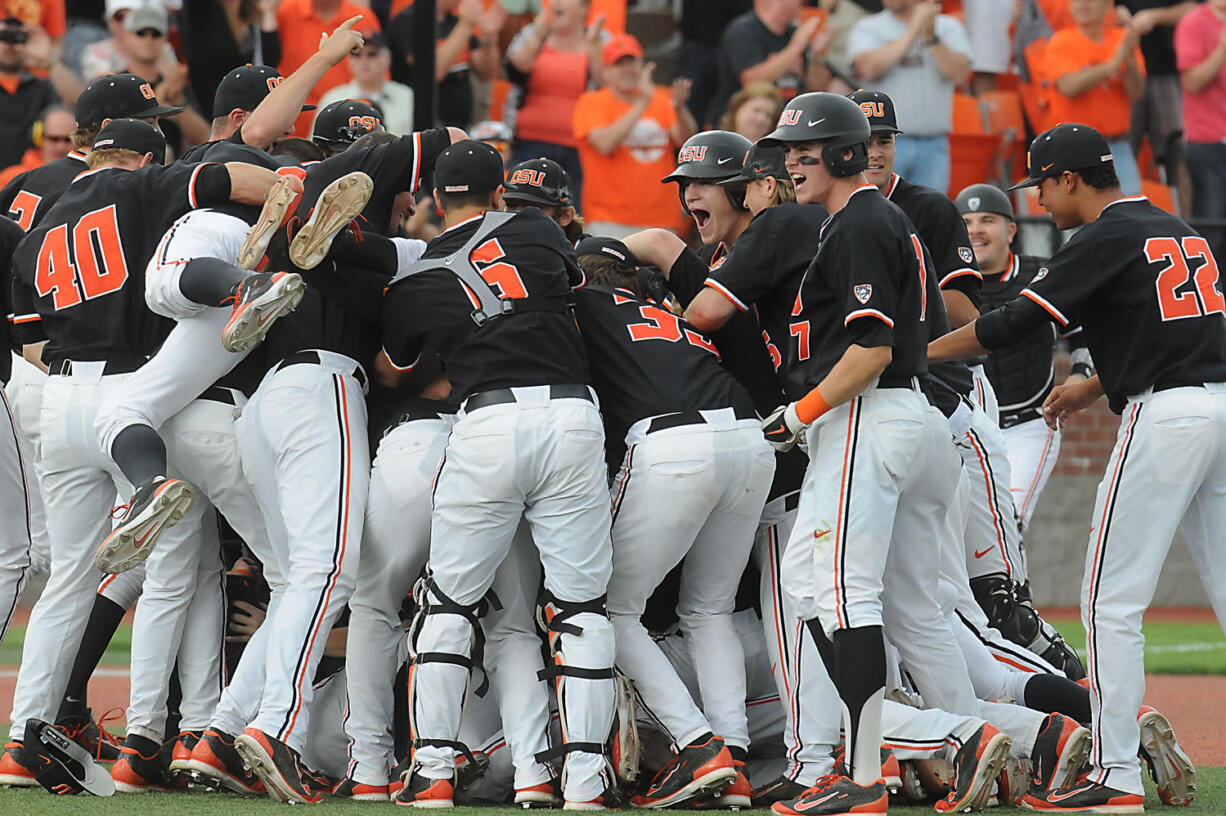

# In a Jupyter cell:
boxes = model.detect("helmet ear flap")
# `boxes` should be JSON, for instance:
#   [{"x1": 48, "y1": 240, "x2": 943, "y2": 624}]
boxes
[
  {"x1": 677, "y1": 183, "x2": 691, "y2": 216},
  {"x1": 821, "y1": 141, "x2": 870, "y2": 178},
  {"x1": 725, "y1": 187, "x2": 747, "y2": 211}
]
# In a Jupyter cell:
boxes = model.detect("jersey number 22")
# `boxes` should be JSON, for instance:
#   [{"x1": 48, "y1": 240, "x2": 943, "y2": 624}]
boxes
[{"x1": 1147, "y1": 235, "x2": 1225, "y2": 322}]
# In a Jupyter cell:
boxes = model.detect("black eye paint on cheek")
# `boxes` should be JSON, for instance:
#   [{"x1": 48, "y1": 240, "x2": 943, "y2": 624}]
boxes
[{"x1": 797, "y1": 156, "x2": 822, "y2": 166}]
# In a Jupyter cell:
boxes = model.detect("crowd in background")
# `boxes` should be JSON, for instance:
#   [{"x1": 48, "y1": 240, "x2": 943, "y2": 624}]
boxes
[{"x1": 4, "y1": 0, "x2": 1226, "y2": 229}]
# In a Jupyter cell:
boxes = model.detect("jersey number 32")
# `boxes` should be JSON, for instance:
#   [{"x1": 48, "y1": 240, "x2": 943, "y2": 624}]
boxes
[{"x1": 35, "y1": 205, "x2": 129, "y2": 311}]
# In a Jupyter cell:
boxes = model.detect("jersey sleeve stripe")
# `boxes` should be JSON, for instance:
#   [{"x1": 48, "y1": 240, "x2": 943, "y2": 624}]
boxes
[
  {"x1": 9, "y1": 313, "x2": 40, "y2": 324},
  {"x1": 844, "y1": 308, "x2": 895, "y2": 329},
  {"x1": 410, "y1": 132, "x2": 423, "y2": 196},
  {"x1": 381, "y1": 347, "x2": 420, "y2": 372},
  {"x1": 1020, "y1": 288, "x2": 1069, "y2": 327},
  {"x1": 187, "y1": 163, "x2": 205, "y2": 209},
  {"x1": 702, "y1": 278, "x2": 749, "y2": 312},
  {"x1": 938, "y1": 267, "x2": 983, "y2": 288}
]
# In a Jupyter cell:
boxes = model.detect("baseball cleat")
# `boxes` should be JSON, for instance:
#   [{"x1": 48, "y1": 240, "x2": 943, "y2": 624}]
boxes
[
  {"x1": 180, "y1": 728, "x2": 265, "y2": 795},
  {"x1": 95, "y1": 476, "x2": 194, "y2": 574},
  {"x1": 395, "y1": 770, "x2": 455, "y2": 807},
  {"x1": 288, "y1": 171, "x2": 373, "y2": 269},
  {"x1": 0, "y1": 740, "x2": 37, "y2": 787},
  {"x1": 220, "y1": 270, "x2": 305, "y2": 352},
  {"x1": 1137, "y1": 705, "x2": 1196, "y2": 806},
  {"x1": 166, "y1": 730, "x2": 202, "y2": 781},
  {"x1": 771, "y1": 774, "x2": 888, "y2": 816},
  {"x1": 880, "y1": 749, "x2": 902, "y2": 795},
  {"x1": 238, "y1": 171, "x2": 303, "y2": 270},
  {"x1": 515, "y1": 778, "x2": 562, "y2": 808},
  {"x1": 564, "y1": 782, "x2": 626, "y2": 810},
  {"x1": 28, "y1": 718, "x2": 115, "y2": 796},
  {"x1": 1019, "y1": 779, "x2": 1144, "y2": 813},
  {"x1": 935, "y1": 723, "x2": 1012, "y2": 813},
  {"x1": 751, "y1": 775, "x2": 811, "y2": 807},
  {"x1": 234, "y1": 727, "x2": 321, "y2": 804},
  {"x1": 686, "y1": 760, "x2": 751, "y2": 809},
  {"x1": 111, "y1": 733, "x2": 183, "y2": 792},
  {"x1": 630, "y1": 734, "x2": 738, "y2": 809},
  {"x1": 1030, "y1": 714, "x2": 1091, "y2": 793},
  {"x1": 334, "y1": 776, "x2": 392, "y2": 801},
  {"x1": 56, "y1": 707, "x2": 122, "y2": 762}
]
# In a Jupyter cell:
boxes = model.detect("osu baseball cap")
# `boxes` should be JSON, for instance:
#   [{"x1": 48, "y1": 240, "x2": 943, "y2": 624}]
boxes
[
  {"x1": 312, "y1": 99, "x2": 384, "y2": 148},
  {"x1": 576, "y1": 236, "x2": 636, "y2": 267},
  {"x1": 847, "y1": 89, "x2": 902, "y2": 134},
  {"x1": 504, "y1": 158, "x2": 573, "y2": 207},
  {"x1": 434, "y1": 140, "x2": 504, "y2": 195},
  {"x1": 76, "y1": 73, "x2": 183, "y2": 129},
  {"x1": 213, "y1": 64, "x2": 314, "y2": 119},
  {"x1": 718, "y1": 143, "x2": 787, "y2": 186},
  {"x1": 92, "y1": 118, "x2": 168, "y2": 163},
  {"x1": 1008, "y1": 123, "x2": 1114, "y2": 191},
  {"x1": 602, "y1": 33, "x2": 643, "y2": 66}
]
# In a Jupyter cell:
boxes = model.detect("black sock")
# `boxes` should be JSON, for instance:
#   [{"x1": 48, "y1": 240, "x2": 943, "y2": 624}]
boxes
[
  {"x1": 110, "y1": 425, "x2": 168, "y2": 487},
  {"x1": 805, "y1": 617, "x2": 836, "y2": 677},
  {"x1": 166, "y1": 665, "x2": 182, "y2": 740},
  {"x1": 330, "y1": 227, "x2": 399, "y2": 273},
  {"x1": 832, "y1": 625, "x2": 886, "y2": 786},
  {"x1": 177, "y1": 256, "x2": 251, "y2": 307},
  {"x1": 392, "y1": 660, "x2": 410, "y2": 760},
  {"x1": 59, "y1": 594, "x2": 128, "y2": 718},
  {"x1": 1023, "y1": 673, "x2": 1092, "y2": 725}
]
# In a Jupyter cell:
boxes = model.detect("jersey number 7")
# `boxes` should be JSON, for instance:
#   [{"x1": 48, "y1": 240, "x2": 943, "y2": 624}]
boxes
[
  {"x1": 1147, "y1": 235, "x2": 1226, "y2": 322},
  {"x1": 35, "y1": 205, "x2": 129, "y2": 311}
]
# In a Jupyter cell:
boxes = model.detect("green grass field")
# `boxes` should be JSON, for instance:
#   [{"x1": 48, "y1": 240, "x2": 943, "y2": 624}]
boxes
[{"x1": 0, "y1": 768, "x2": 1220, "y2": 814}]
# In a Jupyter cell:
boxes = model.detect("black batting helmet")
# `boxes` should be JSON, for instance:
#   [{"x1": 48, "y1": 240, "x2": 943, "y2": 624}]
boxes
[
  {"x1": 955, "y1": 183, "x2": 1014, "y2": 220},
  {"x1": 759, "y1": 92, "x2": 870, "y2": 178},
  {"x1": 312, "y1": 99, "x2": 385, "y2": 150},
  {"x1": 662, "y1": 131, "x2": 752, "y2": 213},
  {"x1": 504, "y1": 158, "x2": 573, "y2": 207}
]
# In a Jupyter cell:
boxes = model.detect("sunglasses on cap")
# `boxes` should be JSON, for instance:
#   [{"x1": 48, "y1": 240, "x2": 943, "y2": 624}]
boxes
[
  {"x1": 134, "y1": 28, "x2": 164, "y2": 38},
  {"x1": 0, "y1": 28, "x2": 28, "y2": 44}
]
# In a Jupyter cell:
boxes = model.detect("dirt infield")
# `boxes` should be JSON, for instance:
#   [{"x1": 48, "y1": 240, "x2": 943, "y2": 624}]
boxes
[{"x1": 1, "y1": 671, "x2": 1221, "y2": 766}]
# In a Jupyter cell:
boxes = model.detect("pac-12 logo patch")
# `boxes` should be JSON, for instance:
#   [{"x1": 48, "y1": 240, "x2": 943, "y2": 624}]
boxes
[
  {"x1": 1033, "y1": 267, "x2": 1049, "y2": 282},
  {"x1": 853, "y1": 284, "x2": 873, "y2": 304},
  {"x1": 959, "y1": 247, "x2": 974, "y2": 264},
  {"x1": 967, "y1": 196, "x2": 981, "y2": 211}
]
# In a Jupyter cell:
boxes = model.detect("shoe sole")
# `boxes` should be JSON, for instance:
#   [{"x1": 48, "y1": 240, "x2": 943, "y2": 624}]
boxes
[
  {"x1": 233, "y1": 733, "x2": 316, "y2": 804},
  {"x1": 288, "y1": 172, "x2": 374, "y2": 270},
  {"x1": 938, "y1": 732, "x2": 1012, "y2": 813},
  {"x1": 564, "y1": 803, "x2": 609, "y2": 811},
  {"x1": 94, "y1": 480, "x2": 195, "y2": 573},
  {"x1": 180, "y1": 758, "x2": 264, "y2": 796},
  {"x1": 397, "y1": 797, "x2": 454, "y2": 808},
  {"x1": 238, "y1": 174, "x2": 301, "y2": 270},
  {"x1": 0, "y1": 773, "x2": 37, "y2": 787},
  {"x1": 1020, "y1": 802, "x2": 1144, "y2": 814},
  {"x1": 634, "y1": 766, "x2": 739, "y2": 809},
  {"x1": 113, "y1": 779, "x2": 158, "y2": 793},
  {"x1": 1054, "y1": 727, "x2": 1093, "y2": 791},
  {"x1": 221, "y1": 272, "x2": 305, "y2": 352},
  {"x1": 515, "y1": 792, "x2": 562, "y2": 808},
  {"x1": 1138, "y1": 710, "x2": 1196, "y2": 806}
]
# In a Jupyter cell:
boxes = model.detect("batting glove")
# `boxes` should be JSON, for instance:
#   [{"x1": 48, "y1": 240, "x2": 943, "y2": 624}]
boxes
[{"x1": 761, "y1": 403, "x2": 806, "y2": 452}]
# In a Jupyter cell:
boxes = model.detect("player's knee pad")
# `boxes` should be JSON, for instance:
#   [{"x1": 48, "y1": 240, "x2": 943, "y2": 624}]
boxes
[{"x1": 534, "y1": 589, "x2": 616, "y2": 764}]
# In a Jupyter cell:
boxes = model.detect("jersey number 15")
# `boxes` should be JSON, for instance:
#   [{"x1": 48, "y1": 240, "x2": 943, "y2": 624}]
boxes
[
  {"x1": 1147, "y1": 235, "x2": 1225, "y2": 322},
  {"x1": 35, "y1": 205, "x2": 129, "y2": 311}
]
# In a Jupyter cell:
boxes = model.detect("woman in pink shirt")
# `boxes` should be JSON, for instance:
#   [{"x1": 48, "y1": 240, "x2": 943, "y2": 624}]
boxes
[
  {"x1": 504, "y1": 0, "x2": 606, "y2": 204},
  {"x1": 1176, "y1": 0, "x2": 1226, "y2": 218}
]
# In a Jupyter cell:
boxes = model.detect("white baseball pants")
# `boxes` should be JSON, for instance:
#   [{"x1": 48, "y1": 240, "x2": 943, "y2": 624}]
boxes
[{"x1": 1002, "y1": 417, "x2": 1061, "y2": 534}]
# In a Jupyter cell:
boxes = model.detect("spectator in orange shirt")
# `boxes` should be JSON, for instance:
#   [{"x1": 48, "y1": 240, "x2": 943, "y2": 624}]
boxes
[
  {"x1": 1037, "y1": 0, "x2": 1145, "y2": 193},
  {"x1": 0, "y1": 102, "x2": 73, "y2": 189},
  {"x1": 276, "y1": 0, "x2": 379, "y2": 135},
  {"x1": 573, "y1": 34, "x2": 698, "y2": 238}
]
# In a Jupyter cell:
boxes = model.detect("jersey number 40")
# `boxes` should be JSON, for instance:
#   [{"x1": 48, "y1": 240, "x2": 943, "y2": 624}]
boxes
[
  {"x1": 1147, "y1": 235, "x2": 1225, "y2": 322},
  {"x1": 35, "y1": 205, "x2": 128, "y2": 311}
]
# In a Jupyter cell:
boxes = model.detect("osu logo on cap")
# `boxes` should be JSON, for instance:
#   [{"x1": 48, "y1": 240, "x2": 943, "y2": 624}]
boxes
[
  {"x1": 778, "y1": 109, "x2": 801, "y2": 126},
  {"x1": 677, "y1": 145, "x2": 707, "y2": 163},
  {"x1": 508, "y1": 168, "x2": 545, "y2": 187},
  {"x1": 139, "y1": 83, "x2": 156, "y2": 100},
  {"x1": 859, "y1": 101, "x2": 884, "y2": 118},
  {"x1": 348, "y1": 115, "x2": 380, "y2": 131},
  {"x1": 266, "y1": 76, "x2": 284, "y2": 92}
]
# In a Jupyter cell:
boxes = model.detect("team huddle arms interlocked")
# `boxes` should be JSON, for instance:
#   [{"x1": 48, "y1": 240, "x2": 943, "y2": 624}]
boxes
[{"x1": 0, "y1": 44, "x2": 1215, "y2": 816}]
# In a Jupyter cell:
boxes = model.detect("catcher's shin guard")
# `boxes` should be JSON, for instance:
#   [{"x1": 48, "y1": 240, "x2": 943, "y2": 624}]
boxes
[
  {"x1": 970, "y1": 575, "x2": 1085, "y2": 680},
  {"x1": 407, "y1": 575, "x2": 500, "y2": 776}
]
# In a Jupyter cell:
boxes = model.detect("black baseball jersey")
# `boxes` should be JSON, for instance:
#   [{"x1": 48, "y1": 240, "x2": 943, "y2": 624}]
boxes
[
  {"x1": 784, "y1": 185, "x2": 930, "y2": 399},
  {"x1": 297, "y1": 129, "x2": 451, "y2": 237},
  {"x1": 13, "y1": 162, "x2": 230, "y2": 366},
  {"x1": 885, "y1": 174, "x2": 981, "y2": 309},
  {"x1": 0, "y1": 151, "x2": 90, "y2": 232},
  {"x1": 382, "y1": 207, "x2": 589, "y2": 402},
  {"x1": 976, "y1": 197, "x2": 1226, "y2": 414},
  {"x1": 0, "y1": 216, "x2": 22, "y2": 383},
  {"x1": 703, "y1": 202, "x2": 827, "y2": 377},
  {"x1": 573, "y1": 285, "x2": 755, "y2": 441},
  {"x1": 981, "y1": 252, "x2": 1083, "y2": 427}
]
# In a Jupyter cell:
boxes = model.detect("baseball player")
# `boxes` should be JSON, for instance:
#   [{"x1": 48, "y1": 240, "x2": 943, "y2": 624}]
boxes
[
  {"x1": 381, "y1": 141, "x2": 617, "y2": 809},
  {"x1": 851, "y1": 90, "x2": 1083, "y2": 678},
  {"x1": 955, "y1": 183, "x2": 1094, "y2": 533},
  {"x1": 503, "y1": 158, "x2": 586, "y2": 245},
  {"x1": 929, "y1": 122, "x2": 1226, "y2": 812},
  {"x1": 572, "y1": 237, "x2": 775, "y2": 808},
  {"x1": 311, "y1": 98, "x2": 385, "y2": 157},
  {"x1": 0, "y1": 120, "x2": 284, "y2": 785}
]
